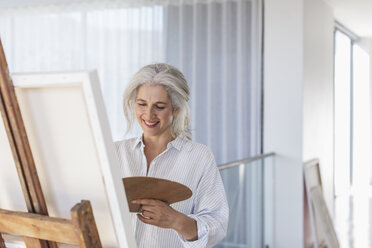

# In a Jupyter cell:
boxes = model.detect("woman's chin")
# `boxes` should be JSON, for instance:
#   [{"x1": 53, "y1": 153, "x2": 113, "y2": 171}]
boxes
[
  {"x1": 143, "y1": 131, "x2": 157, "y2": 137},
  {"x1": 142, "y1": 127, "x2": 173, "y2": 140},
  {"x1": 142, "y1": 128, "x2": 161, "y2": 137}
]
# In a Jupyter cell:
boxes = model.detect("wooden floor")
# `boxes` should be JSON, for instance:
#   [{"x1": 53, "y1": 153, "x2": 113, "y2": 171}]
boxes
[{"x1": 333, "y1": 187, "x2": 372, "y2": 248}]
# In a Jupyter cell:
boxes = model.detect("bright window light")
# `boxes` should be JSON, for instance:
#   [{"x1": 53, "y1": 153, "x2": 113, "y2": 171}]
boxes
[
  {"x1": 334, "y1": 30, "x2": 352, "y2": 196},
  {"x1": 352, "y1": 44, "x2": 371, "y2": 193}
]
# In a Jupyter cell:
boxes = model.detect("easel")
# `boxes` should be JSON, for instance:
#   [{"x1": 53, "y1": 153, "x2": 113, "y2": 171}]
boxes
[
  {"x1": 0, "y1": 201, "x2": 101, "y2": 248},
  {"x1": 303, "y1": 159, "x2": 339, "y2": 248},
  {"x1": 0, "y1": 39, "x2": 102, "y2": 247}
]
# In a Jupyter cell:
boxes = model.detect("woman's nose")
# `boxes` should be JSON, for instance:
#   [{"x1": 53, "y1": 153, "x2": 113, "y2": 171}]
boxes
[{"x1": 144, "y1": 107, "x2": 154, "y2": 119}]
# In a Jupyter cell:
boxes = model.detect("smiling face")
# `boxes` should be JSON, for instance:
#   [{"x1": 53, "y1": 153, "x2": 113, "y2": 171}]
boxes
[{"x1": 135, "y1": 84, "x2": 178, "y2": 140}]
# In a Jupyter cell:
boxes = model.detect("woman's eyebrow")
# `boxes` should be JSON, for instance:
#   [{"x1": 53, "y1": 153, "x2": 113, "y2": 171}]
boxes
[{"x1": 136, "y1": 98, "x2": 168, "y2": 105}]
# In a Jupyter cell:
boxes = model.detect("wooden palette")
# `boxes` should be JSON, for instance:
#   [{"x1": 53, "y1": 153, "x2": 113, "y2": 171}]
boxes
[{"x1": 122, "y1": 177, "x2": 192, "y2": 212}]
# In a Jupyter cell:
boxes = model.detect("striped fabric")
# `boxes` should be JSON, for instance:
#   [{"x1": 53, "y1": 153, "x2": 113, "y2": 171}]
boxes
[{"x1": 115, "y1": 136, "x2": 229, "y2": 248}]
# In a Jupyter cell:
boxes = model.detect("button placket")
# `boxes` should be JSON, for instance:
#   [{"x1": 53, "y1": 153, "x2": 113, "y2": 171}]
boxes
[
  {"x1": 147, "y1": 158, "x2": 157, "y2": 176},
  {"x1": 145, "y1": 147, "x2": 171, "y2": 177},
  {"x1": 140, "y1": 145, "x2": 148, "y2": 176}
]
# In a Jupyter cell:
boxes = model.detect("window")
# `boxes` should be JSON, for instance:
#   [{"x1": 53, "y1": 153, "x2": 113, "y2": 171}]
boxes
[
  {"x1": 334, "y1": 28, "x2": 371, "y2": 196},
  {"x1": 334, "y1": 29, "x2": 352, "y2": 196}
]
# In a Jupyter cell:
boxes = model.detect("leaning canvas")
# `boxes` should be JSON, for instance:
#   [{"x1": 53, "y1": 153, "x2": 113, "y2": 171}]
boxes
[
  {"x1": 0, "y1": 71, "x2": 137, "y2": 248},
  {"x1": 303, "y1": 160, "x2": 339, "y2": 248}
]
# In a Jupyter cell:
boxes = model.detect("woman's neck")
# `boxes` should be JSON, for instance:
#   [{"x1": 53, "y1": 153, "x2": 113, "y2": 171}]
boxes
[
  {"x1": 143, "y1": 132, "x2": 174, "y2": 152},
  {"x1": 143, "y1": 132, "x2": 174, "y2": 169}
]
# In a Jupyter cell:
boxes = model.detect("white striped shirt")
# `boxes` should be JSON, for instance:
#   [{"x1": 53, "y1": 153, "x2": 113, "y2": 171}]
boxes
[{"x1": 115, "y1": 136, "x2": 229, "y2": 248}]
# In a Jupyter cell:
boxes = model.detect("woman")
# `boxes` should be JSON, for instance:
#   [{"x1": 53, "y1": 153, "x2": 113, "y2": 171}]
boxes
[{"x1": 115, "y1": 63, "x2": 228, "y2": 247}]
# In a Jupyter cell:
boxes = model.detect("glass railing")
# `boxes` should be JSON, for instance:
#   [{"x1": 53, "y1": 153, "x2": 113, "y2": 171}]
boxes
[{"x1": 216, "y1": 153, "x2": 275, "y2": 248}]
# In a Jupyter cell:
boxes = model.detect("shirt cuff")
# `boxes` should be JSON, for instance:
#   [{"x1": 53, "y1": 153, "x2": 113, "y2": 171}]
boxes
[{"x1": 177, "y1": 214, "x2": 209, "y2": 248}]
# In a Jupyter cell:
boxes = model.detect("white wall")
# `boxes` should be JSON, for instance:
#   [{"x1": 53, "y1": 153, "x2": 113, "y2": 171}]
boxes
[
  {"x1": 352, "y1": 38, "x2": 371, "y2": 190},
  {"x1": 365, "y1": 38, "x2": 372, "y2": 186},
  {"x1": 370, "y1": 39, "x2": 372, "y2": 185},
  {"x1": 303, "y1": 0, "x2": 334, "y2": 216},
  {"x1": 361, "y1": 39, "x2": 372, "y2": 186},
  {"x1": 264, "y1": 0, "x2": 304, "y2": 247}
]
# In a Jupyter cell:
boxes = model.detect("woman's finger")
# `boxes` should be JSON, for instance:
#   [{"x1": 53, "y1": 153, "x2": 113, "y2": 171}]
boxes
[
  {"x1": 132, "y1": 199, "x2": 159, "y2": 206},
  {"x1": 141, "y1": 210, "x2": 156, "y2": 219},
  {"x1": 137, "y1": 213, "x2": 156, "y2": 224},
  {"x1": 140, "y1": 205, "x2": 157, "y2": 213}
]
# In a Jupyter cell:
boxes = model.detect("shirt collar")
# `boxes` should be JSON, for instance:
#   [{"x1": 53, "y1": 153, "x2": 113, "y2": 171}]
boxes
[
  {"x1": 132, "y1": 135, "x2": 186, "y2": 151},
  {"x1": 132, "y1": 135, "x2": 144, "y2": 150},
  {"x1": 167, "y1": 136, "x2": 185, "y2": 151}
]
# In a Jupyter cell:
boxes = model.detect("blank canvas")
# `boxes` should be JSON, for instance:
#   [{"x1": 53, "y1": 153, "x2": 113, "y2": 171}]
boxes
[{"x1": 0, "y1": 71, "x2": 136, "y2": 248}]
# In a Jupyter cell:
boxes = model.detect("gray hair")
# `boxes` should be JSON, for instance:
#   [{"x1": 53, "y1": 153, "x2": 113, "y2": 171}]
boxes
[{"x1": 123, "y1": 63, "x2": 191, "y2": 139}]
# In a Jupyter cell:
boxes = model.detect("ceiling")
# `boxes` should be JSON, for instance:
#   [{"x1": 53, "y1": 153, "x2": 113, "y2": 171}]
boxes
[{"x1": 327, "y1": 0, "x2": 372, "y2": 38}]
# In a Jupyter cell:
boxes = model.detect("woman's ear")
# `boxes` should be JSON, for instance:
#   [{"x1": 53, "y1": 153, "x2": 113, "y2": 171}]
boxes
[{"x1": 173, "y1": 108, "x2": 179, "y2": 117}]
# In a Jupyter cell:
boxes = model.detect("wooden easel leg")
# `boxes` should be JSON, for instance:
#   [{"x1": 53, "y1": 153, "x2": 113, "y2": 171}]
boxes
[
  {"x1": 0, "y1": 40, "x2": 58, "y2": 248},
  {"x1": 23, "y1": 237, "x2": 59, "y2": 248},
  {"x1": 0, "y1": 231, "x2": 52, "y2": 248},
  {"x1": 23, "y1": 237, "x2": 44, "y2": 248},
  {"x1": 71, "y1": 201, "x2": 102, "y2": 248},
  {"x1": 0, "y1": 233, "x2": 6, "y2": 248}
]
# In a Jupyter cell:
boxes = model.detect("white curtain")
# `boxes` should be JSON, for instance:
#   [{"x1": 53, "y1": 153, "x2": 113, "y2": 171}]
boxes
[
  {"x1": 164, "y1": 0, "x2": 261, "y2": 164},
  {"x1": 163, "y1": 4, "x2": 263, "y2": 246},
  {"x1": 0, "y1": 0, "x2": 262, "y2": 246},
  {"x1": 0, "y1": 6, "x2": 164, "y2": 140}
]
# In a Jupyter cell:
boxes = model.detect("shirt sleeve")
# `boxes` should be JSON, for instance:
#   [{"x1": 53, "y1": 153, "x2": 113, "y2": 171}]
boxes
[{"x1": 178, "y1": 153, "x2": 229, "y2": 248}]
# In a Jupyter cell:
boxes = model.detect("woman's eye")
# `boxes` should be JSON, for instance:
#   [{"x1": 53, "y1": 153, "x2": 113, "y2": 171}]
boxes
[
  {"x1": 156, "y1": 106, "x2": 165, "y2": 110},
  {"x1": 137, "y1": 103, "x2": 146, "y2": 107}
]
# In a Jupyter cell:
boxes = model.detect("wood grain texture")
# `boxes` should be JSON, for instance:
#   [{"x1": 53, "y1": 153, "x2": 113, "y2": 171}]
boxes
[
  {"x1": 0, "y1": 234, "x2": 5, "y2": 248},
  {"x1": 0, "y1": 201, "x2": 102, "y2": 247},
  {"x1": 0, "y1": 39, "x2": 57, "y2": 248},
  {"x1": 0, "y1": 208, "x2": 77, "y2": 245},
  {"x1": 24, "y1": 237, "x2": 47, "y2": 248},
  {"x1": 0, "y1": 44, "x2": 33, "y2": 212},
  {"x1": 71, "y1": 201, "x2": 102, "y2": 248},
  {"x1": 123, "y1": 177, "x2": 193, "y2": 212},
  {"x1": 0, "y1": 39, "x2": 47, "y2": 215}
]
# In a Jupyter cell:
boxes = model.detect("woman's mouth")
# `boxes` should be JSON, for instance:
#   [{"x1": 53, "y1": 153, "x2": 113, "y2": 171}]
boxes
[{"x1": 143, "y1": 120, "x2": 159, "y2": 128}]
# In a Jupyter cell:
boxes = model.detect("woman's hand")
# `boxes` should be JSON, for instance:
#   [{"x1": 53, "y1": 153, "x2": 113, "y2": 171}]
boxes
[{"x1": 132, "y1": 199, "x2": 198, "y2": 241}]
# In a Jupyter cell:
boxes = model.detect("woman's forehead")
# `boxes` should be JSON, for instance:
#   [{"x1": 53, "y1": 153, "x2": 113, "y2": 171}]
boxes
[{"x1": 136, "y1": 84, "x2": 171, "y2": 102}]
